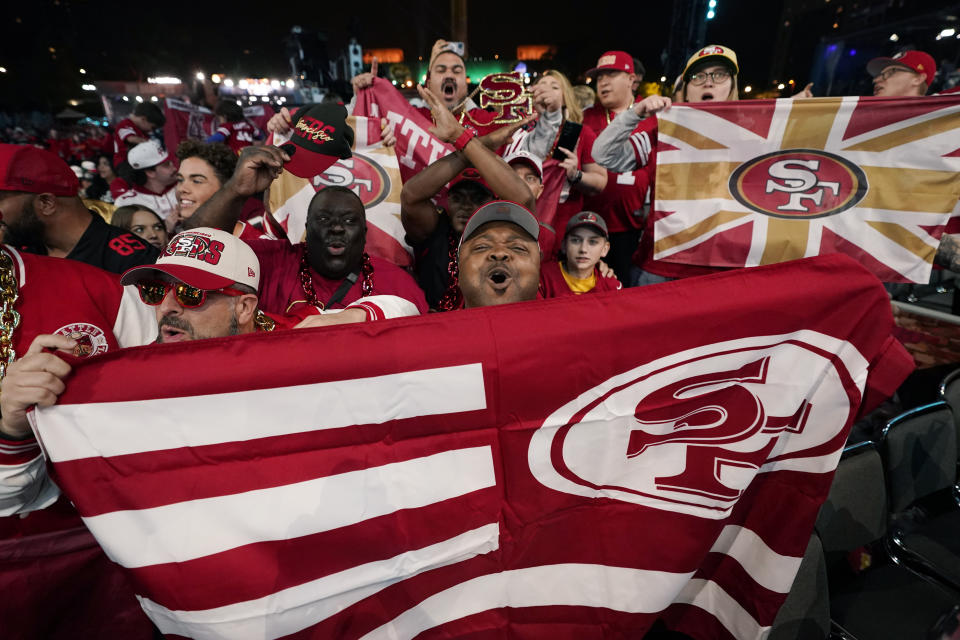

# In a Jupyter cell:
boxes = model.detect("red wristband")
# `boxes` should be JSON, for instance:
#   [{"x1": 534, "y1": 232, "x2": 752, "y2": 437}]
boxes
[{"x1": 453, "y1": 129, "x2": 475, "y2": 152}]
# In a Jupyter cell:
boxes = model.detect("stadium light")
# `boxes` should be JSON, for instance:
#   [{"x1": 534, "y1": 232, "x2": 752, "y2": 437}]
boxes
[
  {"x1": 777, "y1": 83, "x2": 785, "y2": 90},
  {"x1": 0, "y1": 67, "x2": 6, "y2": 73},
  {"x1": 660, "y1": 76, "x2": 667, "y2": 82},
  {"x1": 285, "y1": 79, "x2": 295, "y2": 89},
  {"x1": 79, "y1": 68, "x2": 86, "y2": 74},
  {"x1": 82, "y1": 84, "x2": 96, "y2": 91},
  {"x1": 196, "y1": 72, "x2": 205, "y2": 81},
  {"x1": 937, "y1": 28, "x2": 955, "y2": 40},
  {"x1": 706, "y1": 9, "x2": 715, "y2": 19},
  {"x1": 889, "y1": 33, "x2": 899, "y2": 42},
  {"x1": 744, "y1": 85, "x2": 752, "y2": 93},
  {"x1": 223, "y1": 78, "x2": 234, "y2": 87},
  {"x1": 211, "y1": 74, "x2": 222, "y2": 84}
]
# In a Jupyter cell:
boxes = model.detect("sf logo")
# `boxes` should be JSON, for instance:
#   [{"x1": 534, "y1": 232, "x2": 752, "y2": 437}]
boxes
[
  {"x1": 626, "y1": 357, "x2": 811, "y2": 501},
  {"x1": 479, "y1": 72, "x2": 532, "y2": 124},
  {"x1": 764, "y1": 159, "x2": 840, "y2": 213}
]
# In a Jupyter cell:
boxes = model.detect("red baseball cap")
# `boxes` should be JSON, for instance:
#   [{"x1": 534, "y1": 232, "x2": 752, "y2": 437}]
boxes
[
  {"x1": 449, "y1": 168, "x2": 493, "y2": 195},
  {"x1": 0, "y1": 144, "x2": 79, "y2": 196},
  {"x1": 279, "y1": 104, "x2": 355, "y2": 180},
  {"x1": 867, "y1": 50, "x2": 937, "y2": 87},
  {"x1": 586, "y1": 51, "x2": 635, "y2": 78}
]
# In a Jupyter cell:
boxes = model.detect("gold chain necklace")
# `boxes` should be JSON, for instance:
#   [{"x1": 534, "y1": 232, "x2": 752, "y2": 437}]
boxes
[{"x1": 0, "y1": 251, "x2": 21, "y2": 381}]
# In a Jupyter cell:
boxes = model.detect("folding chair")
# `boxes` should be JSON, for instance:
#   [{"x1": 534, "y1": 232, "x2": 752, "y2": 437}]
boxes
[
  {"x1": 768, "y1": 534, "x2": 830, "y2": 640},
  {"x1": 881, "y1": 401, "x2": 960, "y2": 596},
  {"x1": 815, "y1": 441, "x2": 960, "y2": 639},
  {"x1": 939, "y1": 368, "x2": 960, "y2": 451}
]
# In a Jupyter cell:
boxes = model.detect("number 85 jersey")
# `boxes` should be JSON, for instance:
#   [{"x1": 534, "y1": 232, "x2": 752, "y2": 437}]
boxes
[{"x1": 64, "y1": 212, "x2": 160, "y2": 274}]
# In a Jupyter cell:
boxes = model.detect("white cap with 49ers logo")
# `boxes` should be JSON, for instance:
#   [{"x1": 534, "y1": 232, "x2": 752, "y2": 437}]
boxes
[{"x1": 120, "y1": 227, "x2": 260, "y2": 291}]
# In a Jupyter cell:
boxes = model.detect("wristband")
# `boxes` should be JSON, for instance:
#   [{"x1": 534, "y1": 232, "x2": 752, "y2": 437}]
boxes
[
  {"x1": 571, "y1": 169, "x2": 583, "y2": 184},
  {"x1": 453, "y1": 129, "x2": 475, "y2": 152}
]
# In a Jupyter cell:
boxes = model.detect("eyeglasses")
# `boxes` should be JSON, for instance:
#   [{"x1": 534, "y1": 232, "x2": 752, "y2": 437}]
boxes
[
  {"x1": 874, "y1": 67, "x2": 914, "y2": 82},
  {"x1": 136, "y1": 280, "x2": 246, "y2": 308},
  {"x1": 687, "y1": 69, "x2": 732, "y2": 85}
]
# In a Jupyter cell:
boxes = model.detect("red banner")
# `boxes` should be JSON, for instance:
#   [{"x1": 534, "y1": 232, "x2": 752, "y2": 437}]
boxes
[
  {"x1": 353, "y1": 79, "x2": 564, "y2": 228},
  {"x1": 164, "y1": 99, "x2": 274, "y2": 154},
  {"x1": 31, "y1": 255, "x2": 911, "y2": 639}
]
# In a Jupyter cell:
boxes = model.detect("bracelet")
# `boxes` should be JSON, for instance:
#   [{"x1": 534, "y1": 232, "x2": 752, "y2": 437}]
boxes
[
  {"x1": 571, "y1": 169, "x2": 583, "y2": 184},
  {"x1": 453, "y1": 129, "x2": 475, "y2": 152}
]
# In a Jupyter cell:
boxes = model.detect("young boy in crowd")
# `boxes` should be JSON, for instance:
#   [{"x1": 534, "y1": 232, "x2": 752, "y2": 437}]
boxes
[{"x1": 540, "y1": 211, "x2": 622, "y2": 297}]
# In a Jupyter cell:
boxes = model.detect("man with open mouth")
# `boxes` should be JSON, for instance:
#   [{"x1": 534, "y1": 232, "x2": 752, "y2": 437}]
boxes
[
  {"x1": 400, "y1": 85, "x2": 537, "y2": 311},
  {"x1": 457, "y1": 200, "x2": 542, "y2": 309},
  {"x1": 181, "y1": 104, "x2": 428, "y2": 321}
]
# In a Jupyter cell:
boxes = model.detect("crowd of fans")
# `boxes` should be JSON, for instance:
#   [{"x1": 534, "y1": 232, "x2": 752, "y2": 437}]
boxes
[{"x1": 0, "y1": 33, "x2": 956, "y2": 637}]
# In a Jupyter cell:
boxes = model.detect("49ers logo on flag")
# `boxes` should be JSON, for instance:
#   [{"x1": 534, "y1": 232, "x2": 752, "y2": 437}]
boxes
[
  {"x1": 529, "y1": 332, "x2": 859, "y2": 519},
  {"x1": 730, "y1": 149, "x2": 868, "y2": 219},
  {"x1": 652, "y1": 96, "x2": 960, "y2": 282},
  {"x1": 314, "y1": 153, "x2": 391, "y2": 208},
  {"x1": 165, "y1": 233, "x2": 224, "y2": 264}
]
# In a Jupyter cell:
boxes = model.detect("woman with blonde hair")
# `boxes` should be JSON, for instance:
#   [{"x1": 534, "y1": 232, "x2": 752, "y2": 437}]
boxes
[{"x1": 520, "y1": 69, "x2": 607, "y2": 252}]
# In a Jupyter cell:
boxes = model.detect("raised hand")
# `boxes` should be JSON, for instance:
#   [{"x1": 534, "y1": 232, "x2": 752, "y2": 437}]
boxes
[
  {"x1": 478, "y1": 114, "x2": 536, "y2": 150},
  {"x1": 351, "y1": 58, "x2": 379, "y2": 93},
  {"x1": 417, "y1": 84, "x2": 464, "y2": 144},
  {"x1": 632, "y1": 95, "x2": 672, "y2": 119},
  {"x1": 226, "y1": 145, "x2": 290, "y2": 198},
  {"x1": 266, "y1": 107, "x2": 293, "y2": 135},
  {"x1": 556, "y1": 146, "x2": 579, "y2": 180}
]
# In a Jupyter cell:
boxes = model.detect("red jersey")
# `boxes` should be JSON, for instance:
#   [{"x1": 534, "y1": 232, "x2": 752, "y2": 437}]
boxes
[
  {"x1": 112, "y1": 118, "x2": 146, "y2": 166},
  {"x1": 216, "y1": 120, "x2": 260, "y2": 154},
  {"x1": 246, "y1": 240, "x2": 428, "y2": 316},
  {"x1": 538, "y1": 259, "x2": 622, "y2": 298},
  {"x1": 582, "y1": 105, "x2": 651, "y2": 234},
  {"x1": 0, "y1": 247, "x2": 157, "y2": 637}
]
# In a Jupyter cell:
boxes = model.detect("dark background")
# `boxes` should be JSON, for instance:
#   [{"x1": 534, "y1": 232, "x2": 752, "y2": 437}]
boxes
[{"x1": 0, "y1": 0, "x2": 957, "y2": 111}]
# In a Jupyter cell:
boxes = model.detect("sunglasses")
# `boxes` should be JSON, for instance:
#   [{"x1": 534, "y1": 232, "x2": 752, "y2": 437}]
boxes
[{"x1": 136, "y1": 280, "x2": 246, "y2": 308}]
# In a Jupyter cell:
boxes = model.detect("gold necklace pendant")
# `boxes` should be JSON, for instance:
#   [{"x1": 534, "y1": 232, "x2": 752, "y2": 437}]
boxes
[{"x1": 0, "y1": 250, "x2": 21, "y2": 381}]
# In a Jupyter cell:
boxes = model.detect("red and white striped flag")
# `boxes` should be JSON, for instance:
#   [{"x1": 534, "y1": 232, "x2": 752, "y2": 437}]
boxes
[
  {"x1": 31, "y1": 254, "x2": 912, "y2": 639},
  {"x1": 653, "y1": 96, "x2": 960, "y2": 282}
]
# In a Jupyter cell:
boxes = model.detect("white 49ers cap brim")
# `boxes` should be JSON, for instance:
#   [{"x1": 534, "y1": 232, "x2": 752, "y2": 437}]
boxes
[{"x1": 120, "y1": 227, "x2": 260, "y2": 291}]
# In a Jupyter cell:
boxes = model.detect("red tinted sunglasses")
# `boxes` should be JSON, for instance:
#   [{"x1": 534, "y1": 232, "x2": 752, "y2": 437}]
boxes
[{"x1": 136, "y1": 280, "x2": 246, "y2": 308}]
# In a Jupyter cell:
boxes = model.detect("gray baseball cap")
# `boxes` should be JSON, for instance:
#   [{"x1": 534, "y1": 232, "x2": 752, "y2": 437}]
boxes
[{"x1": 459, "y1": 200, "x2": 540, "y2": 247}]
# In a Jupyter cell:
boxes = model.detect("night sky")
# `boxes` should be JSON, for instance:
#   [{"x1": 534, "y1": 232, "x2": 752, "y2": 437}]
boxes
[{"x1": 0, "y1": 0, "x2": 798, "y2": 111}]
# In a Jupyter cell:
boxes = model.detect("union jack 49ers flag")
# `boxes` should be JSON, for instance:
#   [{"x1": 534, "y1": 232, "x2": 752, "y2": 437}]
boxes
[
  {"x1": 30, "y1": 255, "x2": 911, "y2": 639},
  {"x1": 653, "y1": 96, "x2": 960, "y2": 282}
]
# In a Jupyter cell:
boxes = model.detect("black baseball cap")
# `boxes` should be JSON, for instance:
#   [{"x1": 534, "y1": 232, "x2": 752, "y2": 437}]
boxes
[{"x1": 280, "y1": 103, "x2": 355, "y2": 179}]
